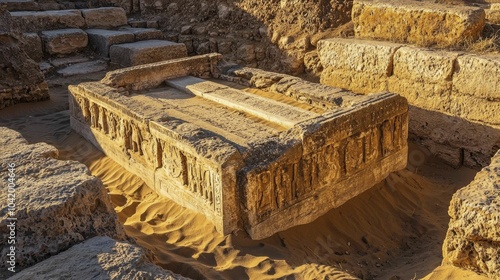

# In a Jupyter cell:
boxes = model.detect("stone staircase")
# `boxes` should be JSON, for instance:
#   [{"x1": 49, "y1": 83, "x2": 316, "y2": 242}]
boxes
[{"x1": 4, "y1": 4, "x2": 187, "y2": 77}]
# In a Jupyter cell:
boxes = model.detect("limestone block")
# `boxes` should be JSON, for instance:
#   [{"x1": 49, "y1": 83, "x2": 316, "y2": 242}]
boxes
[
  {"x1": 70, "y1": 56, "x2": 408, "y2": 239},
  {"x1": 317, "y1": 38, "x2": 403, "y2": 93},
  {"x1": 101, "y1": 53, "x2": 223, "y2": 90},
  {"x1": 443, "y1": 150, "x2": 500, "y2": 279},
  {"x1": 41, "y1": 28, "x2": 88, "y2": 55},
  {"x1": 86, "y1": 29, "x2": 134, "y2": 57},
  {"x1": 10, "y1": 10, "x2": 85, "y2": 32},
  {"x1": 387, "y1": 47, "x2": 458, "y2": 112},
  {"x1": 0, "y1": 127, "x2": 125, "y2": 270},
  {"x1": 453, "y1": 54, "x2": 500, "y2": 100},
  {"x1": 20, "y1": 32, "x2": 43, "y2": 62},
  {"x1": 81, "y1": 7, "x2": 128, "y2": 28},
  {"x1": 0, "y1": 33, "x2": 48, "y2": 109},
  {"x1": 109, "y1": 39, "x2": 188, "y2": 67},
  {"x1": 352, "y1": 0, "x2": 486, "y2": 47},
  {"x1": 119, "y1": 27, "x2": 164, "y2": 41},
  {"x1": 9, "y1": 237, "x2": 190, "y2": 280},
  {"x1": 2, "y1": 0, "x2": 38, "y2": 11}
]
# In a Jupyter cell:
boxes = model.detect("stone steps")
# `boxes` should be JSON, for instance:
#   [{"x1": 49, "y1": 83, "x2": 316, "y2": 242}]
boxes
[
  {"x1": 10, "y1": 6, "x2": 187, "y2": 75},
  {"x1": 166, "y1": 76, "x2": 319, "y2": 128},
  {"x1": 109, "y1": 40, "x2": 188, "y2": 67},
  {"x1": 41, "y1": 28, "x2": 88, "y2": 55}
]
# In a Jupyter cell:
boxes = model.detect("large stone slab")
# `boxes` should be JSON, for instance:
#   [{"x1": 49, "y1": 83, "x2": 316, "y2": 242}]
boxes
[
  {"x1": 10, "y1": 10, "x2": 85, "y2": 32},
  {"x1": 81, "y1": 7, "x2": 128, "y2": 29},
  {"x1": 318, "y1": 38, "x2": 403, "y2": 93},
  {"x1": 86, "y1": 29, "x2": 134, "y2": 57},
  {"x1": 109, "y1": 39, "x2": 188, "y2": 67},
  {"x1": 69, "y1": 54, "x2": 408, "y2": 239},
  {"x1": 352, "y1": 0, "x2": 486, "y2": 47},
  {"x1": 0, "y1": 127, "x2": 125, "y2": 272},
  {"x1": 41, "y1": 28, "x2": 88, "y2": 55},
  {"x1": 9, "y1": 237, "x2": 190, "y2": 280},
  {"x1": 443, "y1": 150, "x2": 500, "y2": 279}
]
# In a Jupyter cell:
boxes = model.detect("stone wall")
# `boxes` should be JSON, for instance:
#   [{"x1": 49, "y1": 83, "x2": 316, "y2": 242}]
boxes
[
  {"x1": 443, "y1": 150, "x2": 500, "y2": 279},
  {"x1": 69, "y1": 54, "x2": 408, "y2": 239},
  {"x1": 0, "y1": 4, "x2": 49, "y2": 109},
  {"x1": 352, "y1": 0, "x2": 485, "y2": 47},
  {"x1": 318, "y1": 38, "x2": 500, "y2": 168}
]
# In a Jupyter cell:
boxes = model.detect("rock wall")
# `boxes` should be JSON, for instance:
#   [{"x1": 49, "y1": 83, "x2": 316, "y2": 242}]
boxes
[
  {"x1": 105, "y1": 0, "x2": 353, "y2": 75},
  {"x1": 318, "y1": 38, "x2": 500, "y2": 168},
  {"x1": 443, "y1": 150, "x2": 500, "y2": 279},
  {"x1": 0, "y1": 127, "x2": 125, "y2": 273},
  {"x1": 9, "y1": 237, "x2": 190, "y2": 280},
  {"x1": 0, "y1": 4, "x2": 49, "y2": 109}
]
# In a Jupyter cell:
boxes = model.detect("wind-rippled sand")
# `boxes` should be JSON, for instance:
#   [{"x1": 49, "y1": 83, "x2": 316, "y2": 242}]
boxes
[{"x1": 0, "y1": 107, "x2": 487, "y2": 279}]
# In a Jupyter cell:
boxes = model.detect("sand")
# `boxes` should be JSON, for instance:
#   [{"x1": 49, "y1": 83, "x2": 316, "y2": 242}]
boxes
[{"x1": 0, "y1": 79, "x2": 491, "y2": 279}]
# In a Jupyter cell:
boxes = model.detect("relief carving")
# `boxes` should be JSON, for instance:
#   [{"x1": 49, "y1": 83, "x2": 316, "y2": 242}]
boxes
[
  {"x1": 89, "y1": 102, "x2": 99, "y2": 129},
  {"x1": 98, "y1": 106, "x2": 107, "y2": 133}
]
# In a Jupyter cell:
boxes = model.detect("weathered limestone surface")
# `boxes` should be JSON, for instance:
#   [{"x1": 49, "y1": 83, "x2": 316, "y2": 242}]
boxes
[
  {"x1": 102, "y1": 53, "x2": 221, "y2": 90},
  {"x1": 81, "y1": 7, "x2": 128, "y2": 28},
  {"x1": 352, "y1": 0, "x2": 486, "y2": 47},
  {"x1": 0, "y1": 127, "x2": 125, "y2": 271},
  {"x1": 86, "y1": 29, "x2": 134, "y2": 57},
  {"x1": 318, "y1": 37, "x2": 500, "y2": 168},
  {"x1": 109, "y1": 40, "x2": 188, "y2": 67},
  {"x1": 0, "y1": 0, "x2": 39, "y2": 11},
  {"x1": 119, "y1": 27, "x2": 164, "y2": 41},
  {"x1": 0, "y1": 9, "x2": 48, "y2": 109},
  {"x1": 443, "y1": 150, "x2": 500, "y2": 279},
  {"x1": 41, "y1": 28, "x2": 88, "y2": 55},
  {"x1": 9, "y1": 237, "x2": 190, "y2": 280},
  {"x1": 318, "y1": 38, "x2": 403, "y2": 94},
  {"x1": 57, "y1": 60, "x2": 107, "y2": 76},
  {"x1": 70, "y1": 54, "x2": 408, "y2": 239},
  {"x1": 10, "y1": 10, "x2": 85, "y2": 32},
  {"x1": 19, "y1": 32, "x2": 42, "y2": 62}
]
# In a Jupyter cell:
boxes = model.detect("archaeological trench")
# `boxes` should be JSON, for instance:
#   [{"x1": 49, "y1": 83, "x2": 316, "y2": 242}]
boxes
[{"x1": 0, "y1": 0, "x2": 499, "y2": 279}]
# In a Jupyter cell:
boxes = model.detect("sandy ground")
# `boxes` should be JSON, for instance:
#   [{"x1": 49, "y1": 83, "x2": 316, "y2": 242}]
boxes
[{"x1": 0, "y1": 78, "x2": 491, "y2": 279}]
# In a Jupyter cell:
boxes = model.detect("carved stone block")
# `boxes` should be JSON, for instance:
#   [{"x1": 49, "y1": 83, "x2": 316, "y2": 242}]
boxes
[{"x1": 69, "y1": 54, "x2": 408, "y2": 239}]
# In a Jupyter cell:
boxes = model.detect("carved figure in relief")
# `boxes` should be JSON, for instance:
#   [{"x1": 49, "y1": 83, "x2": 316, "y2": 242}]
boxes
[
  {"x1": 140, "y1": 130, "x2": 156, "y2": 166},
  {"x1": 77, "y1": 96, "x2": 91, "y2": 123},
  {"x1": 107, "y1": 112, "x2": 118, "y2": 139},
  {"x1": 121, "y1": 120, "x2": 132, "y2": 152},
  {"x1": 131, "y1": 122, "x2": 143, "y2": 155},
  {"x1": 89, "y1": 102, "x2": 99, "y2": 128},
  {"x1": 163, "y1": 144, "x2": 184, "y2": 180},
  {"x1": 98, "y1": 106, "x2": 107, "y2": 133}
]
